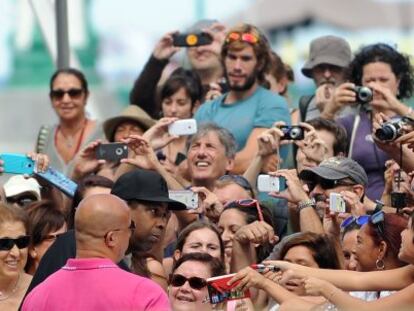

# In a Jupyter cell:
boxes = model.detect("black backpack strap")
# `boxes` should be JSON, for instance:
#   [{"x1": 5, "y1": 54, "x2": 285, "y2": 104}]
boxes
[
  {"x1": 35, "y1": 125, "x2": 50, "y2": 153},
  {"x1": 298, "y1": 95, "x2": 314, "y2": 122}
]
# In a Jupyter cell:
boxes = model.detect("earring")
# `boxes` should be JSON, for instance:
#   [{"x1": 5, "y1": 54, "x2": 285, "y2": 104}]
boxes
[{"x1": 376, "y1": 258, "x2": 385, "y2": 270}]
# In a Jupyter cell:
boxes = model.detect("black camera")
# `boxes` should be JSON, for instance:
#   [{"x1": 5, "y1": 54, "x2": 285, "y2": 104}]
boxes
[
  {"x1": 280, "y1": 125, "x2": 305, "y2": 140},
  {"x1": 375, "y1": 116, "x2": 414, "y2": 142},
  {"x1": 354, "y1": 86, "x2": 373, "y2": 104},
  {"x1": 391, "y1": 192, "x2": 407, "y2": 209},
  {"x1": 172, "y1": 32, "x2": 213, "y2": 47},
  {"x1": 96, "y1": 143, "x2": 128, "y2": 162}
]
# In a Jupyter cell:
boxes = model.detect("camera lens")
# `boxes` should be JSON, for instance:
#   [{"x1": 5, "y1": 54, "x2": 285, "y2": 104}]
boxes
[
  {"x1": 375, "y1": 124, "x2": 397, "y2": 141},
  {"x1": 356, "y1": 86, "x2": 373, "y2": 103},
  {"x1": 289, "y1": 127, "x2": 302, "y2": 139},
  {"x1": 115, "y1": 147, "x2": 123, "y2": 156}
]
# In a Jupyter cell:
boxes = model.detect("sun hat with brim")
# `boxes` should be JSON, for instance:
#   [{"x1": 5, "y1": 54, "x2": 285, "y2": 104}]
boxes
[
  {"x1": 301, "y1": 35, "x2": 352, "y2": 78},
  {"x1": 103, "y1": 106, "x2": 156, "y2": 142},
  {"x1": 299, "y1": 157, "x2": 368, "y2": 186},
  {"x1": 111, "y1": 169, "x2": 186, "y2": 211},
  {"x1": 3, "y1": 175, "x2": 41, "y2": 200}
]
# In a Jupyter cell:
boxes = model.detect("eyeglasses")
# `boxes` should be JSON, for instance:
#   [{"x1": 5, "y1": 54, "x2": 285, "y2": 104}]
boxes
[
  {"x1": 308, "y1": 178, "x2": 356, "y2": 191},
  {"x1": 225, "y1": 32, "x2": 259, "y2": 44},
  {"x1": 341, "y1": 215, "x2": 370, "y2": 229},
  {"x1": 0, "y1": 236, "x2": 30, "y2": 251},
  {"x1": 50, "y1": 88, "x2": 84, "y2": 100},
  {"x1": 224, "y1": 199, "x2": 264, "y2": 222},
  {"x1": 218, "y1": 175, "x2": 254, "y2": 196},
  {"x1": 170, "y1": 274, "x2": 207, "y2": 290}
]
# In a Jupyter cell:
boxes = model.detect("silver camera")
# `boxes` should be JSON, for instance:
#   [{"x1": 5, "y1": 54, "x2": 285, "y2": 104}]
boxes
[{"x1": 354, "y1": 86, "x2": 373, "y2": 104}]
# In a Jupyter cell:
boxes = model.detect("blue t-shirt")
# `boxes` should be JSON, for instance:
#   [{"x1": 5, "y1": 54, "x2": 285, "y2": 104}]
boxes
[{"x1": 195, "y1": 86, "x2": 291, "y2": 151}]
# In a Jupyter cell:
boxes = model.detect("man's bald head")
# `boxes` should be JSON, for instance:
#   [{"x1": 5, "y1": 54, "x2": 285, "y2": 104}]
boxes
[{"x1": 75, "y1": 194, "x2": 131, "y2": 259}]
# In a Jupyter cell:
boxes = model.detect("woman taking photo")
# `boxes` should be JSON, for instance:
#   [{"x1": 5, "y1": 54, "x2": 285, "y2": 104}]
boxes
[
  {"x1": 36, "y1": 68, "x2": 102, "y2": 175},
  {"x1": 0, "y1": 203, "x2": 32, "y2": 310},
  {"x1": 322, "y1": 43, "x2": 414, "y2": 200}
]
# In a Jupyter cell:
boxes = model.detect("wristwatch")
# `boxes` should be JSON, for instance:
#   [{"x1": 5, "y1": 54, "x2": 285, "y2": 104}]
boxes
[{"x1": 298, "y1": 199, "x2": 315, "y2": 212}]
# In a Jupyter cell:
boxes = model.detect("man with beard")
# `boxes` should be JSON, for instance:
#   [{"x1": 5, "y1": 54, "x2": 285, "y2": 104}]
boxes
[
  {"x1": 194, "y1": 23, "x2": 290, "y2": 174},
  {"x1": 299, "y1": 35, "x2": 352, "y2": 121},
  {"x1": 22, "y1": 169, "x2": 185, "y2": 298}
]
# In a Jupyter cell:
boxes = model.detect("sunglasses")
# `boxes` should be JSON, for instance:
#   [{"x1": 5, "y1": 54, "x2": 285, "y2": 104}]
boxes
[
  {"x1": 50, "y1": 88, "x2": 84, "y2": 100},
  {"x1": 370, "y1": 210, "x2": 385, "y2": 237},
  {"x1": 341, "y1": 215, "x2": 370, "y2": 229},
  {"x1": 307, "y1": 178, "x2": 356, "y2": 191},
  {"x1": 170, "y1": 274, "x2": 207, "y2": 290},
  {"x1": 7, "y1": 195, "x2": 38, "y2": 207},
  {"x1": 0, "y1": 236, "x2": 30, "y2": 251},
  {"x1": 224, "y1": 199, "x2": 264, "y2": 222},
  {"x1": 218, "y1": 175, "x2": 254, "y2": 195},
  {"x1": 225, "y1": 32, "x2": 259, "y2": 44}
]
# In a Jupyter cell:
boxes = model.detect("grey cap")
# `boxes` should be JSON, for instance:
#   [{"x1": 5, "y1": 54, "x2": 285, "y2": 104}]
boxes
[
  {"x1": 302, "y1": 35, "x2": 352, "y2": 78},
  {"x1": 299, "y1": 156, "x2": 368, "y2": 186}
]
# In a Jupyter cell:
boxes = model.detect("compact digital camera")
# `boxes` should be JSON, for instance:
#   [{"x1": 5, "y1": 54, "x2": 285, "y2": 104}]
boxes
[
  {"x1": 96, "y1": 143, "x2": 128, "y2": 162},
  {"x1": 280, "y1": 125, "x2": 305, "y2": 141},
  {"x1": 354, "y1": 86, "x2": 373, "y2": 104},
  {"x1": 172, "y1": 32, "x2": 213, "y2": 47},
  {"x1": 375, "y1": 116, "x2": 414, "y2": 142}
]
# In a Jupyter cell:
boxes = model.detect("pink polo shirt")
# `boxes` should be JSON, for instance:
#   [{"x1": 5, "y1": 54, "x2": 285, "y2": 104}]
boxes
[{"x1": 22, "y1": 258, "x2": 171, "y2": 311}]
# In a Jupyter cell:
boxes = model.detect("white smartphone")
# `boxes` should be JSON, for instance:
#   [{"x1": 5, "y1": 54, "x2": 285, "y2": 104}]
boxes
[
  {"x1": 257, "y1": 175, "x2": 286, "y2": 192},
  {"x1": 168, "y1": 119, "x2": 197, "y2": 136},
  {"x1": 329, "y1": 192, "x2": 346, "y2": 213},
  {"x1": 168, "y1": 190, "x2": 199, "y2": 209}
]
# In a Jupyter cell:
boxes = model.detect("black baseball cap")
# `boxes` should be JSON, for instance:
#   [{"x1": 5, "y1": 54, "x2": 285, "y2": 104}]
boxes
[{"x1": 111, "y1": 169, "x2": 186, "y2": 210}]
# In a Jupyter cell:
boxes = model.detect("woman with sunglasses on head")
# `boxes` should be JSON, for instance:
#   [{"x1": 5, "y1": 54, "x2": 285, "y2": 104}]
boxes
[
  {"x1": 0, "y1": 203, "x2": 32, "y2": 310},
  {"x1": 266, "y1": 212, "x2": 414, "y2": 311},
  {"x1": 24, "y1": 200, "x2": 67, "y2": 275},
  {"x1": 321, "y1": 43, "x2": 414, "y2": 201},
  {"x1": 169, "y1": 252, "x2": 226, "y2": 311},
  {"x1": 36, "y1": 68, "x2": 103, "y2": 175}
]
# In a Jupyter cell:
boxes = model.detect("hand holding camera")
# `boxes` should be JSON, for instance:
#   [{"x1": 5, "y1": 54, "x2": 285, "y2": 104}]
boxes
[
  {"x1": 267, "y1": 169, "x2": 310, "y2": 205},
  {"x1": 152, "y1": 31, "x2": 181, "y2": 61},
  {"x1": 121, "y1": 135, "x2": 159, "y2": 170},
  {"x1": 143, "y1": 117, "x2": 179, "y2": 150},
  {"x1": 72, "y1": 140, "x2": 106, "y2": 181},
  {"x1": 190, "y1": 186, "x2": 223, "y2": 221},
  {"x1": 257, "y1": 125, "x2": 284, "y2": 157}
]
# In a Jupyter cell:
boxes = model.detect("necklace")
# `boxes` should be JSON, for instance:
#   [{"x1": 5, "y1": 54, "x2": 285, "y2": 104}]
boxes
[
  {"x1": 0, "y1": 274, "x2": 20, "y2": 301},
  {"x1": 55, "y1": 118, "x2": 88, "y2": 154}
]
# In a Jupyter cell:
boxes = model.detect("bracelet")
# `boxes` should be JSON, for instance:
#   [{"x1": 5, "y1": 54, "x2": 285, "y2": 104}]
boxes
[{"x1": 297, "y1": 199, "x2": 315, "y2": 212}]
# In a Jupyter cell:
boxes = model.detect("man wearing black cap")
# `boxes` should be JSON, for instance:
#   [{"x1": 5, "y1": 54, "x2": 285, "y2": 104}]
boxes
[
  {"x1": 299, "y1": 35, "x2": 352, "y2": 121},
  {"x1": 272, "y1": 157, "x2": 368, "y2": 233},
  {"x1": 23, "y1": 168, "x2": 185, "y2": 298}
]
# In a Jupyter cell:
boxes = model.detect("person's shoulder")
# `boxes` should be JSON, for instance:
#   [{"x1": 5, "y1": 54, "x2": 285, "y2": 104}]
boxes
[{"x1": 256, "y1": 86, "x2": 288, "y2": 104}]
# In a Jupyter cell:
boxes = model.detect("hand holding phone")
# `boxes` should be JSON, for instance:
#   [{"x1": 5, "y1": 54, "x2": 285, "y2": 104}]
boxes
[
  {"x1": 257, "y1": 175, "x2": 286, "y2": 192},
  {"x1": 0, "y1": 153, "x2": 35, "y2": 175},
  {"x1": 168, "y1": 119, "x2": 197, "y2": 136},
  {"x1": 168, "y1": 190, "x2": 199, "y2": 209},
  {"x1": 96, "y1": 143, "x2": 128, "y2": 162},
  {"x1": 329, "y1": 192, "x2": 346, "y2": 213}
]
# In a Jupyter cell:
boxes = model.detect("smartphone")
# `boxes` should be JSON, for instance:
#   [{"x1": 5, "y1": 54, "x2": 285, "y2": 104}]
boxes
[
  {"x1": 257, "y1": 175, "x2": 286, "y2": 192},
  {"x1": 329, "y1": 192, "x2": 346, "y2": 213},
  {"x1": 0, "y1": 153, "x2": 35, "y2": 175},
  {"x1": 96, "y1": 143, "x2": 128, "y2": 162},
  {"x1": 168, "y1": 119, "x2": 197, "y2": 136},
  {"x1": 279, "y1": 125, "x2": 305, "y2": 140},
  {"x1": 168, "y1": 190, "x2": 199, "y2": 209},
  {"x1": 172, "y1": 32, "x2": 213, "y2": 47},
  {"x1": 35, "y1": 167, "x2": 78, "y2": 197}
]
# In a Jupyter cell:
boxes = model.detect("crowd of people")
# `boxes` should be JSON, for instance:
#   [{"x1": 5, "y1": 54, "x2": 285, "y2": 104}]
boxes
[{"x1": 1, "y1": 18, "x2": 414, "y2": 310}]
